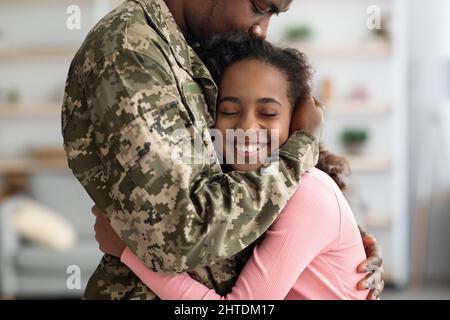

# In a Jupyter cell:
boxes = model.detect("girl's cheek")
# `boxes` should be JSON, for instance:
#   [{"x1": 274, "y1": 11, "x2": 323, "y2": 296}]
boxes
[{"x1": 270, "y1": 121, "x2": 290, "y2": 146}]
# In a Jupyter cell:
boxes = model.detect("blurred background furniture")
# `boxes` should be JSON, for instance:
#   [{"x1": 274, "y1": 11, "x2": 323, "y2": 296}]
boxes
[
  {"x1": 0, "y1": 192, "x2": 102, "y2": 299},
  {"x1": 0, "y1": 0, "x2": 120, "y2": 299}
]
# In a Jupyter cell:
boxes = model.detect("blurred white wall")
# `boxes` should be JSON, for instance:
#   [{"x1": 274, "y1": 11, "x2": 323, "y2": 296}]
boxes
[{"x1": 408, "y1": 0, "x2": 450, "y2": 284}]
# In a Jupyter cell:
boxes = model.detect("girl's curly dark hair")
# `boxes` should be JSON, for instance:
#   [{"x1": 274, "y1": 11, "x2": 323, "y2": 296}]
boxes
[
  {"x1": 197, "y1": 33, "x2": 312, "y2": 109},
  {"x1": 197, "y1": 33, "x2": 350, "y2": 190}
]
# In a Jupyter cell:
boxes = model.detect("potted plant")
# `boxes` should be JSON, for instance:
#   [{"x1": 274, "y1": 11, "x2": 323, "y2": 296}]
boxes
[
  {"x1": 341, "y1": 128, "x2": 369, "y2": 155},
  {"x1": 284, "y1": 24, "x2": 314, "y2": 43},
  {"x1": 6, "y1": 88, "x2": 19, "y2": 105}
]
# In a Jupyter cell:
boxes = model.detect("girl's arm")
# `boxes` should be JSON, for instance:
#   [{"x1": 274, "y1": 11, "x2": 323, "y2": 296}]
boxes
[{"x1": 121, "y1": 171, "x2": 341, "y2": 300}]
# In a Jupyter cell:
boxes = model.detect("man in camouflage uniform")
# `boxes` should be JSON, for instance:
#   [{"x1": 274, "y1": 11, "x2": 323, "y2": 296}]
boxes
[{"x1": 62, "y1": 0, "x2": 383, "y2": 299}]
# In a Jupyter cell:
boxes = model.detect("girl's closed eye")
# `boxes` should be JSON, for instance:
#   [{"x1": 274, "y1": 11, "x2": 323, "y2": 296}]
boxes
[
  {"x1": 219, "y1": 105, "x2": 240, "y2": 116},
  {"x1": 218, "y1": 97, "x2": 241, "y2": 116},
  {"x1": 258, "y1": 108, "x2": 279, "y2": 117},
  {"x1": 260, "y1": 112, "x2": 278, "y2": 117},
  {"x1": 258, "y1": 99, "x2": 283, "y2": 117},
  {"x1": 222, "y1": 111, "x2": 240, "y2": 116}
]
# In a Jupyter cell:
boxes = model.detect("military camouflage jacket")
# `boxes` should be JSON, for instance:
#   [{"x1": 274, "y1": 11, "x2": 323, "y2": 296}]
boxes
[{"x1": 62, "y1": 0, "x2": 318, "y2": 299}]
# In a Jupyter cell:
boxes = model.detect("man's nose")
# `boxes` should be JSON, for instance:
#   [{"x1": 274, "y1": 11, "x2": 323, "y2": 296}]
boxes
[{"x1": 249, "y1": 19, "x2": 270, "y2": 39}]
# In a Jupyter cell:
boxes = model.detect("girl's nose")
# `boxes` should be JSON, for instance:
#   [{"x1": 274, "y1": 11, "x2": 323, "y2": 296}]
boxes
[{"x1": 237, "y1": 114, "x2": 260, "y2": 132}]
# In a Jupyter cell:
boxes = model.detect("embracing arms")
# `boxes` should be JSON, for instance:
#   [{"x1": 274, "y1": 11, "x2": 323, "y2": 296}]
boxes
[
  {"x1": 93, "y1": 170, "x2": 384, "y2": 299},
  {"x1": 64, "y1": 49, "x2": 321, "y2": 273}
]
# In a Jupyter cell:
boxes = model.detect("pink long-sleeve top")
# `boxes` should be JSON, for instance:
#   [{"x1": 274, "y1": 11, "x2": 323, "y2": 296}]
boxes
[{"x1": 121, "y1": 168, "x2": 369, "y2": 300}]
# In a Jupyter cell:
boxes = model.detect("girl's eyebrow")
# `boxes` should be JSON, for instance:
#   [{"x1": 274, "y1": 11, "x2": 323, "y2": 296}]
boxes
[
  {"x1": 218, "y1": 96, "x2": 240, "y2": 104},
  {"x1": 258, "y1": 97, "x2": 282, "y2": 107}
]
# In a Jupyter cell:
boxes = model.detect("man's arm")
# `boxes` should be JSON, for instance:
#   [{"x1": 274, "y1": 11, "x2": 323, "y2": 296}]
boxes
[
  {"x1": 68, "y1": 49, "x2": 319, "y2": 274},
  {"x1": 357, "y1": 226, "x2": 384, "y2": 300}
]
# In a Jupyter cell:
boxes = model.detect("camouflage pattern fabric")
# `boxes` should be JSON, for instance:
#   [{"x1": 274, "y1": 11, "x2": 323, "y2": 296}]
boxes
[{"x1": 62, "y1": 0, "x2": 319, "y2": 299}]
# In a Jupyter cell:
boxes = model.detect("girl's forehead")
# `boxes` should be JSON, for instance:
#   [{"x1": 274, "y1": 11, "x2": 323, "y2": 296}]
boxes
[{"x1": 221, "y1": 61, "x2": 289, "y2": 87}]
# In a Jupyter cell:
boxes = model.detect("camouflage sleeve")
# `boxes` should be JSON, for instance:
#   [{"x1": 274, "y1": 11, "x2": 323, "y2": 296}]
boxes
[{"x1": 85, "y1": 49, "x2": 319, "y2": 274}]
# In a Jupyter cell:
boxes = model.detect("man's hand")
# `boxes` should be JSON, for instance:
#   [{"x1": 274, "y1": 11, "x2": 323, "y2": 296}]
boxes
[
  {"x1": 290, "y1": 97, "x2": 324, "y2": 140},
  {"x1": 357, "y1": 228, "x2": 385, "y2": 300},
  {"x1": 92, "y1": 206, "x2": 126, "y2": 258}
]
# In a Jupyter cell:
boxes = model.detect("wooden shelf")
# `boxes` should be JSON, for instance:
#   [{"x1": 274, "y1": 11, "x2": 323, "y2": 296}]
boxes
[
  {"x1": 0, "y1": 158, "x2": 69, "y2": 174},
  {"x1": 346, "y1": 155, "x2": 391, "y2": 172},
  {"x1": 0, "y1": 104, "x2": 61, "y2": 117},
  {"x1": 0, "y1": 46, "x2": 77, "y2": 60},
  {"x1": 325, "y1": 100, "x2": 391, "y2": 116}
]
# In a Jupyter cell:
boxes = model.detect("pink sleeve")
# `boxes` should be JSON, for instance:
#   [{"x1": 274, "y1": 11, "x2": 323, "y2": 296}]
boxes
[{"x1": 121, "y1": 173, "x2": 340, "y2": 300}]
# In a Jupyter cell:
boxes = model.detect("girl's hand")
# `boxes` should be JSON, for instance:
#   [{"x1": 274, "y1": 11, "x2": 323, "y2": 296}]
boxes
[{"x1": 92, "y1": 206, "x2": 126, "y2": 258}]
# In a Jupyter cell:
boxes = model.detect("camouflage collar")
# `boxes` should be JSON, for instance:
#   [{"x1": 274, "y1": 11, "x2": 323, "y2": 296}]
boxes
[
  {"x1": 133, "y1": 0, "x2": 218, "y2": 120},
  {"x1": 134, "y1": 0, "x2": 194, "y2": 75}
]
